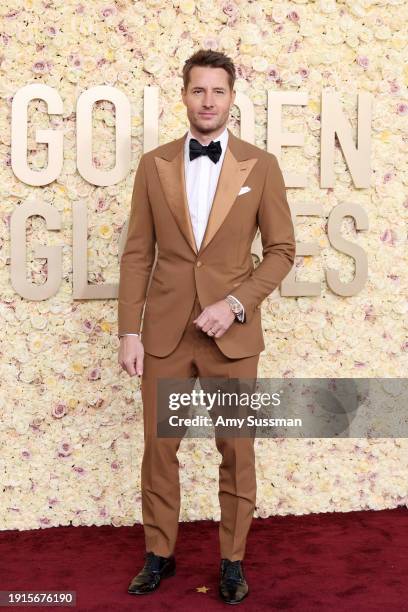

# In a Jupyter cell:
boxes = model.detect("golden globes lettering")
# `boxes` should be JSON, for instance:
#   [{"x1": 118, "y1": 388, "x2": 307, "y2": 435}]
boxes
[{"x1": 9, "y1": 84, "x2": 371, "y2": 300}]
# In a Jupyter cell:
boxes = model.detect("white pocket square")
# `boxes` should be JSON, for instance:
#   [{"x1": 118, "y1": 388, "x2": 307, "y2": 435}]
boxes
[{"x1": 238, "y1": 185, "x2": 251, "y2": 196}]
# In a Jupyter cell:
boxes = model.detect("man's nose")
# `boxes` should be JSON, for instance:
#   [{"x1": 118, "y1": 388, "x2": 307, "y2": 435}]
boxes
[{"x1": 202, "y1": 95, "x2": 214, "y2": 107}]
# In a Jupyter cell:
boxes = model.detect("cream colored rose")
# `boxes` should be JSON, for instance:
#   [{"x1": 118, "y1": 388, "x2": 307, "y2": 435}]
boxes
[
  {"x1": 252, "y1": 56, "x2": 268, "y2": 72},
  {"x1": 157, "y1": 8, "x2": 176, "y2": 27},
  {"x1": 374, "y1": 25, "x2": 391, "y2": 41},
  {"x1": 240, "y1": 23, "x2": 261, "y2": 45},
  {"x1": 143, "y1": 54, "x2": 164, "y2": 74}
]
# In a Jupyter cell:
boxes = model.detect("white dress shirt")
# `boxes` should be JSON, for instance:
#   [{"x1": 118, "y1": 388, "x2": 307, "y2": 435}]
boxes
[
  {"x1": 121, "y1": 126, "x2": 244, "y2": 337},
  {"x1": 185, "y1": 126, "x2": 228, "y2": 251}
]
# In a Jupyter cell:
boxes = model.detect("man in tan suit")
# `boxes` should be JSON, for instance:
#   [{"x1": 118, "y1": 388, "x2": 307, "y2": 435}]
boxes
[{"x1": 118, "y1": 49, "x2": 296, "y2": 604}]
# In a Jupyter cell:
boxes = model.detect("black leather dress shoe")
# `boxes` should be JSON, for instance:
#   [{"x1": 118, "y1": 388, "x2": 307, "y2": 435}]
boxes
[
  {"x1": 219, "y1": 559, "x2": 248, "y2": 604},
  {"x1": 128, "y1": 551, "x2": 176, "y2": 595}
]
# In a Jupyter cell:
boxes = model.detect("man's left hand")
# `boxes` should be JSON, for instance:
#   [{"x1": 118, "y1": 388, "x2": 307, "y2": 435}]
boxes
[{"x1": 193, "y1": 299, "x2": 236, "y2": 338}]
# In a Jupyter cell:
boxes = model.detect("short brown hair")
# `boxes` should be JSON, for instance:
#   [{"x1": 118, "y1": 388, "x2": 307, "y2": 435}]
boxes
[{"x1": 182, "y1": 49, "x2": 236, "y2": 92}]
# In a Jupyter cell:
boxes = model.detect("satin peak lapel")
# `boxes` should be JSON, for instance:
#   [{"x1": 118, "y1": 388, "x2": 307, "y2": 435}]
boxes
[
  {"x1": 154, "y1": 146, "x2": 198, "y2": 254},
  {"x1": 199, "y1": 147, "x2": 257, "y2": 254}
]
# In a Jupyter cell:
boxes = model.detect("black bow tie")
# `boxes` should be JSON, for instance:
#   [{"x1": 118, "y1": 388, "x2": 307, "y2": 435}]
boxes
[{"x1": 189, "y1": 138, "x2": 222, "y2": 163}]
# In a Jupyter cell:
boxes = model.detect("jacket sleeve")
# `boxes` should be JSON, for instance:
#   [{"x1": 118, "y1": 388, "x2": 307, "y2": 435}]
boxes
[
  {"x1": 117, "y1": 154, "x2": 156, "y2": 337},
  {"x1": 230, "y1": 153, "x2": 296, "y2": 322}
]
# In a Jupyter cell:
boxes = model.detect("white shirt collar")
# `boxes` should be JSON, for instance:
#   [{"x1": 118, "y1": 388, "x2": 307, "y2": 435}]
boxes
[{"x1": 185, "y1": 126, "x2": 229, "y2": 162}]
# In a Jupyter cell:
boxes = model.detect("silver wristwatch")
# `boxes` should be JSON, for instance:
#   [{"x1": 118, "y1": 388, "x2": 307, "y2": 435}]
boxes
[{"x1": 224, "y1": 295, "x2": 243, "y2": 315}]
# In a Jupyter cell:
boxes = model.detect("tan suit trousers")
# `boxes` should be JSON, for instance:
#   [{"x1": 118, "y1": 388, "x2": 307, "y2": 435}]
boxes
[{"x1": 140, "y1": 293, "x2": 260, "y2": 561}]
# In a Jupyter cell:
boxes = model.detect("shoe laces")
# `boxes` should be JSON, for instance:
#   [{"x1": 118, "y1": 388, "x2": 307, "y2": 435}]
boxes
[{"x1": 223, "y1": 560, "x2": 243, "y2": 583}]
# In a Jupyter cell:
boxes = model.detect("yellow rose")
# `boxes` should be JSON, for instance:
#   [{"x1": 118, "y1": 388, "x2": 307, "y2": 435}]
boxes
[{"x1": 179, "y1": 0, "x2": 196, "y2": 15}]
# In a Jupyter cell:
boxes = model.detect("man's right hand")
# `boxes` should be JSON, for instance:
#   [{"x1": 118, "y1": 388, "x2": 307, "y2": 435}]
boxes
[{"x1": 118, "y1": 336, "x2": 144, "y2": 377}]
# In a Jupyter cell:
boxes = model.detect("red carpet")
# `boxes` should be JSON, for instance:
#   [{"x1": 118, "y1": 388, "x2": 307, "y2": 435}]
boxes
[{"x1": 1, "y1": 507, "x2": 407, "y2": 611}]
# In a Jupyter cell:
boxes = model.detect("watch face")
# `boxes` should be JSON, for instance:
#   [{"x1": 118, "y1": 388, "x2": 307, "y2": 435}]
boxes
[{"x1": 226, "y1": 297, "x2": 241, "y2": 314}]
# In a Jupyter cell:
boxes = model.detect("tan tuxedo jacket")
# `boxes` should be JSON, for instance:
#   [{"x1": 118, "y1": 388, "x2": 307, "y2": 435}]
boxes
[{"x1": 118, "y1": 128, "x2": 296, "y2": 359}]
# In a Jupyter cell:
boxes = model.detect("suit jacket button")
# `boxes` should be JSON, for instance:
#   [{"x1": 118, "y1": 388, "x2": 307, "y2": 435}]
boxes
[{"x1": 196, "y1": 261, "x2": 202, "y2": 267}]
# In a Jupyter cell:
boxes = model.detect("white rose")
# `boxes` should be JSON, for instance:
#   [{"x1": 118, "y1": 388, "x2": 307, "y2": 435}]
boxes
[
  {"x1": 158, "y1": 8, "x2": 176, "y2": 27},
  {"x1": 240, "y1": 24, "x2": 261, "y2": 45},
  {"x1": 252, "y1": 56, "x2": 268, "y2": 72},
  {"x1": 143, "y1": 54, "x2": 164, "y2": 74}
]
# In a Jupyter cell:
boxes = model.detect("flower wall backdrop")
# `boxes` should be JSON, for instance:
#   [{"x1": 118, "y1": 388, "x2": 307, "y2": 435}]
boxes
[{"x1": 0, "y1": 0, "x2": 407, "y2": 530}]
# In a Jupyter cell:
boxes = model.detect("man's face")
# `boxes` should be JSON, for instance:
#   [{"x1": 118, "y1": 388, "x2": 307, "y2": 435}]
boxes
[{"x1": 181, "y1": 65, "x2": 236, "y2": 136}]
